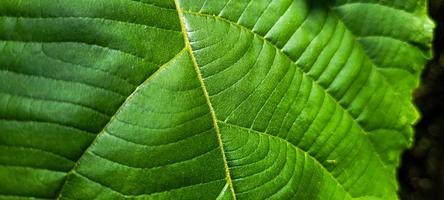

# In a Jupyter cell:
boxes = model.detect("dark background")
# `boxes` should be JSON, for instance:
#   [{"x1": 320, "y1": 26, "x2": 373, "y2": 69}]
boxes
[{"x1": 399, "y1": 1, "x2": 444, "y2": 199}]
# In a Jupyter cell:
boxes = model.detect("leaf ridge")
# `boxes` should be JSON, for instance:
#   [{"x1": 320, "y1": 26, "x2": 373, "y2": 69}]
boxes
[
  {"x1": 182, "y1": 9, "x2": 390, "y2": 171},
  {"x1": 89, "y1": 147, "x2": 219, "y2": 170},
  {"x1": 0, "y1": 144, "x2": 74, "y2": 163},
  {"x1": 0, "y1": 15, "x2": 179, "y2": 33},
  {"x1": 73, "y1": 171, "x2": 225, "y2": 198},
  {"x1": 332, "y1": 2, "x2": 417, "y2": 15},
  {"x1": 0, "y1": 164, "x2": 66, "y2": 174},
  {"x1": 1, "y1": 39, "x2": 144, "y2": 60},
  {"x1": 328, "y1": 1, "x2": 434, "y2": 92},
  {"x1": 55, "y1": 48, "x2": 187, "y2": 199},
  {"x1": 175, "y1": 1, "x2": 237, "y2": 199},
  {"x1": 218, "y1": 120, "x2": 354, "y2": 199}
]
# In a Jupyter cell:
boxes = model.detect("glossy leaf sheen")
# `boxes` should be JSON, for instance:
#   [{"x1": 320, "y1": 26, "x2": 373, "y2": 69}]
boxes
[{"x1": 0, "y1": 0, "x2": 434, "y2": 199}]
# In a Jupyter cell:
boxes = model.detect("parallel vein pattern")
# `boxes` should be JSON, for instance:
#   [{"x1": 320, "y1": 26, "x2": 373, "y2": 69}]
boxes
[
  {"x1": 179, "y1": 7, "x2": 394, "y2": 199},
  {"x1": 0, "y1": 0, "x2": 434, "y2": 199},
  {"x1": 177, "y1": 0, "x2": 431, "y2": 198},
  {"x1": 329, "y1": 0, "x2": 434, "y2": 107},
  {"x1": 0, "y1": 0, "x2": 183, "y2": 198},
  {"x1": 59, "y1": 51, "x2": 229, "y2": 199},
  {"x1": 175, "y1": 2, "x2": 237, "y2": 198}
]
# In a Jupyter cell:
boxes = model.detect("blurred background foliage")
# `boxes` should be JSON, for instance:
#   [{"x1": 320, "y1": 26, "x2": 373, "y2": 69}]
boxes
[{"x1": 399, "y1": 0, "x2": 444, "y2": 199}]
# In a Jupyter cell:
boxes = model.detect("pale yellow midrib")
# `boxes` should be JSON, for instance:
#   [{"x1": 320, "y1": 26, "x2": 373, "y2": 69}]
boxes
[{"x1": 173, "y1": 0, "x2": 237, "y2": 199}]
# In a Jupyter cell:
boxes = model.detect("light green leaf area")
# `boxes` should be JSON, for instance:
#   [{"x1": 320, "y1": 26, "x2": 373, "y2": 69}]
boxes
[{"x1": 0, "y1": 0, "x2": 433, "y2": 199}]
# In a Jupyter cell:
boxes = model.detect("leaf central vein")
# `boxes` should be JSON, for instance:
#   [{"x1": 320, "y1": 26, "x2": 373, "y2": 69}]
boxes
[{"x1": 174, "y1": 1, "x2": 237, "y2": 199}]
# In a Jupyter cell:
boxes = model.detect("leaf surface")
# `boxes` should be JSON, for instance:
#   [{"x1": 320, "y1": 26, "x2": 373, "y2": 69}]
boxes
[{"x1": 0, "y1": 0, "x2": 433, "y2": 199}]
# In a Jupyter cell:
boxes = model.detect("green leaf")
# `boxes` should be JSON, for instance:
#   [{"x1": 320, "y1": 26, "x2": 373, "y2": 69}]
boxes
[{"x1": 0, "y1": 0, "x2": 433, "y2": 199}]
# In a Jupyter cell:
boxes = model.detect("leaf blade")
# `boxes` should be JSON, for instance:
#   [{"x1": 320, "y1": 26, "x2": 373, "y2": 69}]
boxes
[{"x1": 0, "y1": 0, "x2": 434, "y2": 199}]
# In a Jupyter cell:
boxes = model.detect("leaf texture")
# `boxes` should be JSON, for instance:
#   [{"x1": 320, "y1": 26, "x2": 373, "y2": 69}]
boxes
[{"x1": 0, "y1": 0, "x2": 434, "y2": 199}]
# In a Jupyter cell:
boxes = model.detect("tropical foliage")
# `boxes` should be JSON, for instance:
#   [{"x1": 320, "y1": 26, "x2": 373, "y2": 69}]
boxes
[{"x1": 0, "y1": 0, "x2": 434, "y2": 199}]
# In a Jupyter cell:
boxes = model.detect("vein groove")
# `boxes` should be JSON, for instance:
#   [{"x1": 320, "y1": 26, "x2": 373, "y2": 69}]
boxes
[
  {"x1": 218, "y1": 120, "x2": 353, "y2": 199},
  {"x1": 55, "y1": 48, "x2": 188, "y2": 199},
  {"x1": 175, "y1": 1, "x2": 237, "y2": 199},
  {"x1": 183, "y1": 9, "x2": 391, "y2": 173}
]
